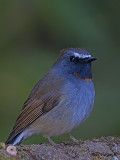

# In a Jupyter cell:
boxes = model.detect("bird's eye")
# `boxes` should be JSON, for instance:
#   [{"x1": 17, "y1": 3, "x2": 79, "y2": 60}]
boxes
[{"x1": 70, "y1": 56, "x2": 76, "y2": 62}]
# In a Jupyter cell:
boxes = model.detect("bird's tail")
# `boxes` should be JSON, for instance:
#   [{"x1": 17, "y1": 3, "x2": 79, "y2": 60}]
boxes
[{"x1": 6, "y1": 132, "x2": 24, "y2": 146}]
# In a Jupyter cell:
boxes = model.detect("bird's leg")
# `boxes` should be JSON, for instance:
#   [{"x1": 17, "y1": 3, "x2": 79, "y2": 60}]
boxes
[
  {"x1": 46, "y1": 136, "x2": 60, "y2": 146},
  {"x1": 67, "y1": 133, "x2": 79, "y2": 143}
]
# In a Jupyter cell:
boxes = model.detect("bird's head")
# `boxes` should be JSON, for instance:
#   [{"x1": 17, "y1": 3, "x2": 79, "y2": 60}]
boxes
[{"x1": 54, "y1": 48, "x2": 97, "y2": 80}]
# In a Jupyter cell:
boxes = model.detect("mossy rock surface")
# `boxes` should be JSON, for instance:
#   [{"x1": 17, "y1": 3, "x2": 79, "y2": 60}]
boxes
[{"x1": 0, "y1": 136, "x2": 120, "y2": 160}]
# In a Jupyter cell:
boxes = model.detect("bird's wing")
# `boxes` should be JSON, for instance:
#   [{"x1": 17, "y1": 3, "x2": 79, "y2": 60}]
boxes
[{"x1": 6, "y1": 72, "x2": 65, "y2": 144}]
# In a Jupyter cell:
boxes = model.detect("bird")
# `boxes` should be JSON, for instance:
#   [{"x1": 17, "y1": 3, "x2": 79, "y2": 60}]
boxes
[{"x1": 6, "y1": 48, "x2": 97, "y2": 146}]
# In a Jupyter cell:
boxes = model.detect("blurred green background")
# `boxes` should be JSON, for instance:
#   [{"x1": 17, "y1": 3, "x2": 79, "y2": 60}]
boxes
[{"x1": 0, "y1": 0, "x2": 120, "y2": 145}]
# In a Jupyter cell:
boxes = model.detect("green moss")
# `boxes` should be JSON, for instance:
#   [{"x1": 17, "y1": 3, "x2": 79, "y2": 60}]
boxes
[{"x1": 0, "y1": 143, "x2": 6, "y2": 149}]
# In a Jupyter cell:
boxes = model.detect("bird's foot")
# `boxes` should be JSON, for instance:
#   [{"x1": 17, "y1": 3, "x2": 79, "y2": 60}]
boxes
[
  {"x1": 67, "y1": 133, "x2": 79, "y2": 143},
  {"x1": 46, "y1": 136, "x2": 60, "y2": 147}
]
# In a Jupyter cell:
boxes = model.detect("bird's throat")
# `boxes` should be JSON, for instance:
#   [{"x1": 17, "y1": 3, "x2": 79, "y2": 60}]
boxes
[{"x1": 73, "y1": 72, "x2": 92, "y2": 81}]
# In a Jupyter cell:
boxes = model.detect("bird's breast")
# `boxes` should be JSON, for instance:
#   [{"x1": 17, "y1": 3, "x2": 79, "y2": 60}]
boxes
[{"x1": 60, "y1": 80, "x2": 95, "y2": 128}]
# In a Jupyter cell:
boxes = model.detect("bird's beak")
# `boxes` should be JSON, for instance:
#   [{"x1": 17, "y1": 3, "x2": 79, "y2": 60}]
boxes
[
  {"x1": 89, "y1": 57, "x2": 97, "y2": 62},
  {"x1": 78, "y1": 57, "x2": 97, "y2": 63}
]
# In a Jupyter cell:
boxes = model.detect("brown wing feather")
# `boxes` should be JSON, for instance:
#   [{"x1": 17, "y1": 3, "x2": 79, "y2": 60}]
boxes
[{"x1": 6, "y1": 72, "x2": 65, "y2": 143}]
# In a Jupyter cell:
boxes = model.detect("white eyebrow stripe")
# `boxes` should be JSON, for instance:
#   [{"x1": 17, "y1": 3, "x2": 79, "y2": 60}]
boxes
[{"x1": 74, "y1": 52, "x2": 91, "y2": 58}]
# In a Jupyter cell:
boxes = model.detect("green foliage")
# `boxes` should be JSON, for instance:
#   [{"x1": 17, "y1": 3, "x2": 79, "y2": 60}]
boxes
[{"x1": 0, "y1": 0, "x2": 120, "y2": 145}]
